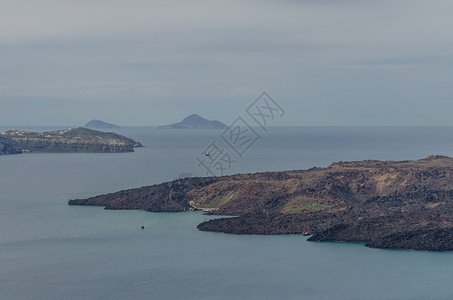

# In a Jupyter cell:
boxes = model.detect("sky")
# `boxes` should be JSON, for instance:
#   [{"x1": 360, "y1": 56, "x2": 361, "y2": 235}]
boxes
[{"x1": 1, "y1": 0, "x2": 453, "y2": 126}]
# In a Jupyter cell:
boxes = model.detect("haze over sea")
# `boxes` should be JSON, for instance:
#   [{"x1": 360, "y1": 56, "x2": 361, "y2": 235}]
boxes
[{"x1": 2, "y1": 126, "x2": 453, "y2": 300}]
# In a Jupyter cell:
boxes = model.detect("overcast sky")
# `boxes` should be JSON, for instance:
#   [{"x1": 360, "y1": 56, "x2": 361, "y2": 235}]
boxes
[{"x1": 2, "y1": 0, "x2": 453, "y2": 126}]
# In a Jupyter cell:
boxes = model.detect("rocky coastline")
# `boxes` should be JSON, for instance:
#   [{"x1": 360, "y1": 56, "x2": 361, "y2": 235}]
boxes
[{"x1": 69, "y1": 155, "x2": 453, "y2": 251}]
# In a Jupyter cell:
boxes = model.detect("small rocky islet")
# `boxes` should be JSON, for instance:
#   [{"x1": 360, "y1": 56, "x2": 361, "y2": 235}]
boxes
[
  {"x1": 152, "y1": 114, "x2": 227, "y2": 129},
  {"x1": 84, "y1": 119, "x2": 120, "y2": 129},
  {"x1": 0, "y1": 127, "x2": 142, "y2": 154},
  {"x1": 70, "y1": 155, "x2": 453, "y2": 251}
]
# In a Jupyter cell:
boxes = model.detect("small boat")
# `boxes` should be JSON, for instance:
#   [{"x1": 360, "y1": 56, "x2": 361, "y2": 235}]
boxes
[
  {"x1": 302, "y1": 232, "x2": 311, "y2": 236},
  {"x1": 141, "y1": 225, "x2": 145, "y2": 230}
]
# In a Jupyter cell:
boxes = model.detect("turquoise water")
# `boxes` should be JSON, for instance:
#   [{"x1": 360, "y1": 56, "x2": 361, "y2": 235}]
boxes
[{"x1": 2, "y1": 127, "x2": 453, "y2": 299}]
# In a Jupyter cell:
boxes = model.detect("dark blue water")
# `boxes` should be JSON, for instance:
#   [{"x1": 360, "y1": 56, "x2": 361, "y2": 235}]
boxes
[{"x1": 2, "y1": 126, "x2": 453, "y2": 299}]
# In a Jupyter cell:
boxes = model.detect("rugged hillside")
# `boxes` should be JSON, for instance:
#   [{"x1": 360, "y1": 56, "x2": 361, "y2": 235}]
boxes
[
  {"x1": 152, "y1": 114, "x2": 227, "y2": 129},
  {"x1": 69, "y1": 155, "x2": 453, "y2": 251},
  {"x1": 1, "y1": 127, "x2": 142, "y2": 153},
  {"x1": 0, "y1": 137, "x2": 22, "y2": 155}
]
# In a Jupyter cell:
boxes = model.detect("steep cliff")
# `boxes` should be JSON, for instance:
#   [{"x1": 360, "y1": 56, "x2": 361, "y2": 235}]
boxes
[{"x1": 0, "y1": 137, "x2": 21, "y2": 155}]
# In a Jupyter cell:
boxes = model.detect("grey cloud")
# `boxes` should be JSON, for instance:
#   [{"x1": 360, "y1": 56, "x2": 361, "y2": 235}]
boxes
[{"x1": 1, "y1": 0, "x2": 453, "y2": 125}]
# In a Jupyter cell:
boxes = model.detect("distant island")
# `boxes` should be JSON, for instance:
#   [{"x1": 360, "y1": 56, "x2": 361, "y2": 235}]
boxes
[
  {"x1": 152, "y1": 114, "x2": 227, "y2": 129},
  {"x1": 70, "y1": 155, "x2": 453, "y2": 251},
  {"x1": 0, "y1": 127, "x2": 142, "y2": 153},
  {"x1": 85, "y1": 119, "x2": 120, "y2": 129}
]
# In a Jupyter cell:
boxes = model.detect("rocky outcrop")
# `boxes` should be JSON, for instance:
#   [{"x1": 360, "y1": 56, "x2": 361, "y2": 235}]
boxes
[
  {"x1": 0, "y1": 137, "x2": 21, "y2": 155},
  {"x1": 1, "y1": 127, "x2": 142, "y2": 153},
  {"x1": 69, "y1": 155, "x2": 453, "y2": 251}
]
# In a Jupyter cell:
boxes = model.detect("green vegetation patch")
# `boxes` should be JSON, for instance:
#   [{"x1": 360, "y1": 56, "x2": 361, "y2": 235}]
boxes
[
  {"x1": 195, "y1": 181, "x2": 240, "y2": 208},
  {"x1": 282, "y1": 196, "x2": 329, "y2": 214},
  {"x1": 203, "y1": 192, "x2": 237, "y2": 208}
]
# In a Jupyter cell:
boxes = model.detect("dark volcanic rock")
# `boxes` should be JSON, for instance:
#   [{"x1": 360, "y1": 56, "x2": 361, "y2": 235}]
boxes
[
  {"x1": 197, "y1": 202, "x2": 453, "y2": 251},
  {"x1": 365, "y1": 228, "x2": 453, "y2": 251},
  {"x1": 152, "y1": 114, "x2": 227, "y2": 129}
]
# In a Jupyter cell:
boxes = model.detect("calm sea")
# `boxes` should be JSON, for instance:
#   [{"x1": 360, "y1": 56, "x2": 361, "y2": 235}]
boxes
[{"x1": 1, "y1": 126, "x2": 453, "y2": 300}]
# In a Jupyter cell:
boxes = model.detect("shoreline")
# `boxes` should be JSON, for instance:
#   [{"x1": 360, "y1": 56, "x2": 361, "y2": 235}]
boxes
[{"x1": 70, "y1": 155, "x2": 453, "y2": 251}]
